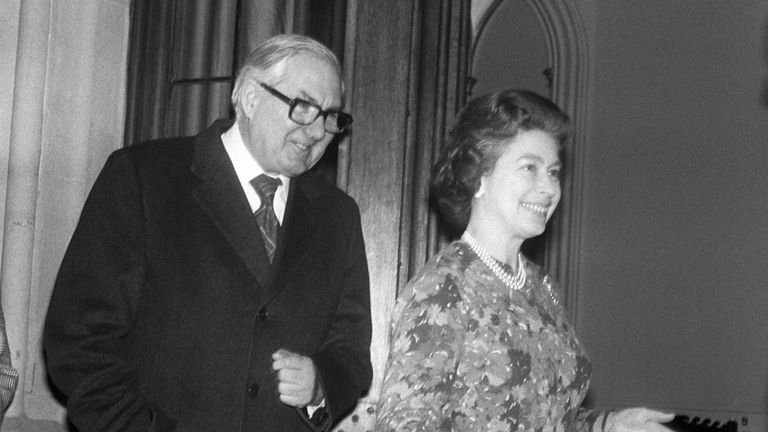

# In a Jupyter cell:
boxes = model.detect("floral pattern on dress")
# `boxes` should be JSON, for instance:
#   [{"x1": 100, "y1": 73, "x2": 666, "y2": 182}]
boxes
[{"x1": 376, "y1": 240, "x2": 599, "y2": 432}]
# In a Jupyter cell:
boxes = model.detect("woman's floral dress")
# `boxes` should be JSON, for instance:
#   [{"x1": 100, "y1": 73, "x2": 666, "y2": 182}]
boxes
[{"x1": 376, "y1": 240, "x2": 602, "y2": 432}]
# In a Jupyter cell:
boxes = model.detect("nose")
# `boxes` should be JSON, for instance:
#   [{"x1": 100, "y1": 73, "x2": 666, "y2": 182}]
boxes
[
  {"x1": 538, "y1": 173, "x2": 559, "y2": 197},
  {"x1": 304, "y1": 116, "x2": 327, "y2": 141}
]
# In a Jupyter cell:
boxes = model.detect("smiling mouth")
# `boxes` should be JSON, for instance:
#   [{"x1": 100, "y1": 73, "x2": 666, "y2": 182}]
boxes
[
  {"x1": 293, "y1": 142, "x2": 310, "y2": 152},
  {"x1": 521, "y1": 202, "x2": 549, "y2": 218}
]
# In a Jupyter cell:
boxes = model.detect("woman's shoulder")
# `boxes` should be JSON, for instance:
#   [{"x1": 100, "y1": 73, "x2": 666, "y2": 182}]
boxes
[
  {"x1": 395, "y1": 241, "x2": 472, "y2": 303},
  {"x1": 411, "y1": 240, "x2": 473, "y2": 283},
  {"x1": 388, "y1": 242, "x2": 474, "y2": 349}
]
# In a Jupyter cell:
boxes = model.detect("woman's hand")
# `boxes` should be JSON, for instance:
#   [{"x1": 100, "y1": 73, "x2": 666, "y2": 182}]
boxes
[{"x1": 605, "y1": 408, "x2": 675, "y2": 432}]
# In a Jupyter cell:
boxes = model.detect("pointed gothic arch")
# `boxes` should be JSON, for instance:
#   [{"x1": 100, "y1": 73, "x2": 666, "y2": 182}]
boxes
[{"x1": 471, "y1": 0, "x2": 591, "y2": 322}]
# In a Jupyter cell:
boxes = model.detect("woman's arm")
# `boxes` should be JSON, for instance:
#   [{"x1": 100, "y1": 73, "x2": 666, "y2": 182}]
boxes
[
  {"x1": 375, "y1": 272, "x2": 467, "y2": 432},
  {"x1": 575, "y1": 407, "x2": 675, "y2": 432}
]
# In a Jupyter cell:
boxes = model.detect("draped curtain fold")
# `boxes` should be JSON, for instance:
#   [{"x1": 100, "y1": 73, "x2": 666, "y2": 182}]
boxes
[
  {"x1": 124, "y1": 0, "x2": 239, "y2": 143},
  {"x1": 401, "y1": 0, "x2": 472, "y2": 288},
  {"x1": 1, "y1": 1, "x2": 132, "y2": 427},
  {"x1": 124, "y1": 0, "x2": 316, "y2": 145}
]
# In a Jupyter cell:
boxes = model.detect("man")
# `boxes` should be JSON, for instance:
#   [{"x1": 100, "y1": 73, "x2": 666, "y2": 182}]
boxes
[{"x1": 44, "y1": 34, "x2": 372, "y2": 432}]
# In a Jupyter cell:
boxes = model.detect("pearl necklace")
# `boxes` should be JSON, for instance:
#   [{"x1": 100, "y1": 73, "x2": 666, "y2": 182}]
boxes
[{"x1": 461, "y1": 232, "x2": 526, "y2": 293}]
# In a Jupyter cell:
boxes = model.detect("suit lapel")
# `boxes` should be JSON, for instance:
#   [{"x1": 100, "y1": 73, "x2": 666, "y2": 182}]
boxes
[
  {"x1": 190, "y1": 121, "x2": 272, "y2": 288},
  {"x1": 263, "y1": 178, "x2": 321, "y2": 302}
]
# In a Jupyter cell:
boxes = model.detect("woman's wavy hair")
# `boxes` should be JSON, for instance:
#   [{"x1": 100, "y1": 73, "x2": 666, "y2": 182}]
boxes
[{"x1": 430, "y1": 89, "x2": 570, "y2": 230}]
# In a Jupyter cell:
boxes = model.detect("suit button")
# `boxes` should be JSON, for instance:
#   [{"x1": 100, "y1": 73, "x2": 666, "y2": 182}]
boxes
[
  {"x1": 258, "y1": 307, "x2": 268, "y2": 321},
  {"x1": 247, "y1": 383, "x2": 259, "y2": 398}
]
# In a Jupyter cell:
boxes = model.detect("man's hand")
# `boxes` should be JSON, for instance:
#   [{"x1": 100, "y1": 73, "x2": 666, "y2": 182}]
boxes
[{"x1": 271, "y1": 349, "x2": 322, "y2": 407}]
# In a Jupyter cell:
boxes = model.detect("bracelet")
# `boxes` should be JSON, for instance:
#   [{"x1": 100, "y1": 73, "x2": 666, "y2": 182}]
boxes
[{"x1": 601, "y1": 411, "x2": 611, "y2": 432}]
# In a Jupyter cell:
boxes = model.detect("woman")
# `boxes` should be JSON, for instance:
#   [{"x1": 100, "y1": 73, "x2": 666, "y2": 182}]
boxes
[{"x1": 375, "y1": 90, "x2": 673, "y2": 432}]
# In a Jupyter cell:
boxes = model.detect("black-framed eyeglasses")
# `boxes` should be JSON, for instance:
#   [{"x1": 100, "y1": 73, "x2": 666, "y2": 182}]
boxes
[{"x1": 259, "y1": 82, "x2": 353, "y2": 134}]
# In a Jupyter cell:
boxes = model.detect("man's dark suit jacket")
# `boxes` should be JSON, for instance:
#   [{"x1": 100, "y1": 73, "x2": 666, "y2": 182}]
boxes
[{"x1": 43, "y1": 120, "x2": 372, "y2": 432}]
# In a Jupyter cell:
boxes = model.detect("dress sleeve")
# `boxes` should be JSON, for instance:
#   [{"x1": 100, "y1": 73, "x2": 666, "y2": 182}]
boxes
[
  {"x1": 375, "y1": 271, "x2": 467, "y2": 432},
  {"x1": 574, "y1": 408, "x2": 611, "y2": 432}
]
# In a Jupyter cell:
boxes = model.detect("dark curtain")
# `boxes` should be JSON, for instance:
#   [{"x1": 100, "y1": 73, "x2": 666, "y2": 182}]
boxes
[
  {"x1": 124, "y1": 0, "x2": 238, "y2": 144},
  {"x1": 124, "y1": 0, "x2": 346, "y2": 145},
  {"x1": 294, "y1": 0, "x2": 347, "y2": 65},
  {"x1": 404, "y1": 0, "x2": 472, "y2": 280}
]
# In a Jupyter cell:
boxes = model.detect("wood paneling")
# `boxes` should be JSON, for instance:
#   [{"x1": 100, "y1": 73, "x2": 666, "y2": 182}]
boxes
[
  {"x1": 336, "y1": 2, "x2": 471, "y2": 431},
  {"x1": 345, "y1": 0, "x2": 416, "y2": 402}
]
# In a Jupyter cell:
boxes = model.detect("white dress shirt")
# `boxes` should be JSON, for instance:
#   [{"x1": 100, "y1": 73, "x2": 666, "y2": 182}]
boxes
[{"x1": 221, "y1": 122, "x2": 289, "y2": 223}]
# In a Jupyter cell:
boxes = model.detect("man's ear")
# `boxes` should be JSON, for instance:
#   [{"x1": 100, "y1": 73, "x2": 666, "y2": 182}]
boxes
[{"x1": 241, "y1": 80, "x2": 260, "y2": 118}]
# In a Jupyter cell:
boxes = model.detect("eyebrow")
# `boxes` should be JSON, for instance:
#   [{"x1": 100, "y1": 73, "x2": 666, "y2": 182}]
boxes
[
  {"x1": 518, "y1": 153, "x2": 561, "y2": 166},
  {"x1": 296, "y1": 90, "x2": 319, "y2": 104},
  {"x1": 295, "y1": 89, "x2": 342, "y2": 111}
]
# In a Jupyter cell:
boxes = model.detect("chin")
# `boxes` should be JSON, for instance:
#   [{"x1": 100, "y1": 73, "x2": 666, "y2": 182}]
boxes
[
  {"x1": 525, "y1": 224, "x2": 547, "y2": 238},
  {"x1": 280, "y1": 163, "x2": 311, "y2": 177}
]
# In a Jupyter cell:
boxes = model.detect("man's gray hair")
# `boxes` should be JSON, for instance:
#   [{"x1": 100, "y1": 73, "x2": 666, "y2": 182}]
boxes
[{"x1": 231, "y1": 34, "x2": 342, "y2": 115}]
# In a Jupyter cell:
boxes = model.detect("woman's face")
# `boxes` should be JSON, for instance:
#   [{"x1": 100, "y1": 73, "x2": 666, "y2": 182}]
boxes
[{"x1": 474, "y1": 129, "x2": 562, "y2": 242}]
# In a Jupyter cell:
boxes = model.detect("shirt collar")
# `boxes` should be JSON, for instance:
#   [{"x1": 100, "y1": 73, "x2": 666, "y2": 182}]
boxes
[{"x1": 221, "y1": 121, "x2": 289, "y2": 221}]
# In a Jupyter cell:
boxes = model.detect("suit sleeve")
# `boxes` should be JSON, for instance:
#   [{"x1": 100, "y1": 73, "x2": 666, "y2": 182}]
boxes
[
  {"x1": 310, "y1": 199, "x2": 372, "y2": 429},
  {"x1": 43, "y1": 151, "x2": 176, "y2": 432}
]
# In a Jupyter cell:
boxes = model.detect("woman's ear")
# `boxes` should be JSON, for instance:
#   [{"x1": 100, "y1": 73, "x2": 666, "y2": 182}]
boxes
[{"x1": 474, "y1": 178, "x2": 486, "y2": 199}]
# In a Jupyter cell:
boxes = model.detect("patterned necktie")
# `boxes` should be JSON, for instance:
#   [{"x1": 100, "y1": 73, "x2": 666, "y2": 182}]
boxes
[{"x1": 250, "y1": 174, "x2": 282, "y2": 262}]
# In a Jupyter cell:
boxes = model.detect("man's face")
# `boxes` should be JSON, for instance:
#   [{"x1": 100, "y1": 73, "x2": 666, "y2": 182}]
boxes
[{"x1": 239, "y1": 53, "x2": 343, "y2": 178}]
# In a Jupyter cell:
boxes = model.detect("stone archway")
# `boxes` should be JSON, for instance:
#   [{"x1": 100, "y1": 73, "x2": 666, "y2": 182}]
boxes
[{"x1": 471, "y1": 0, "x2": 591, "y2": 322}]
